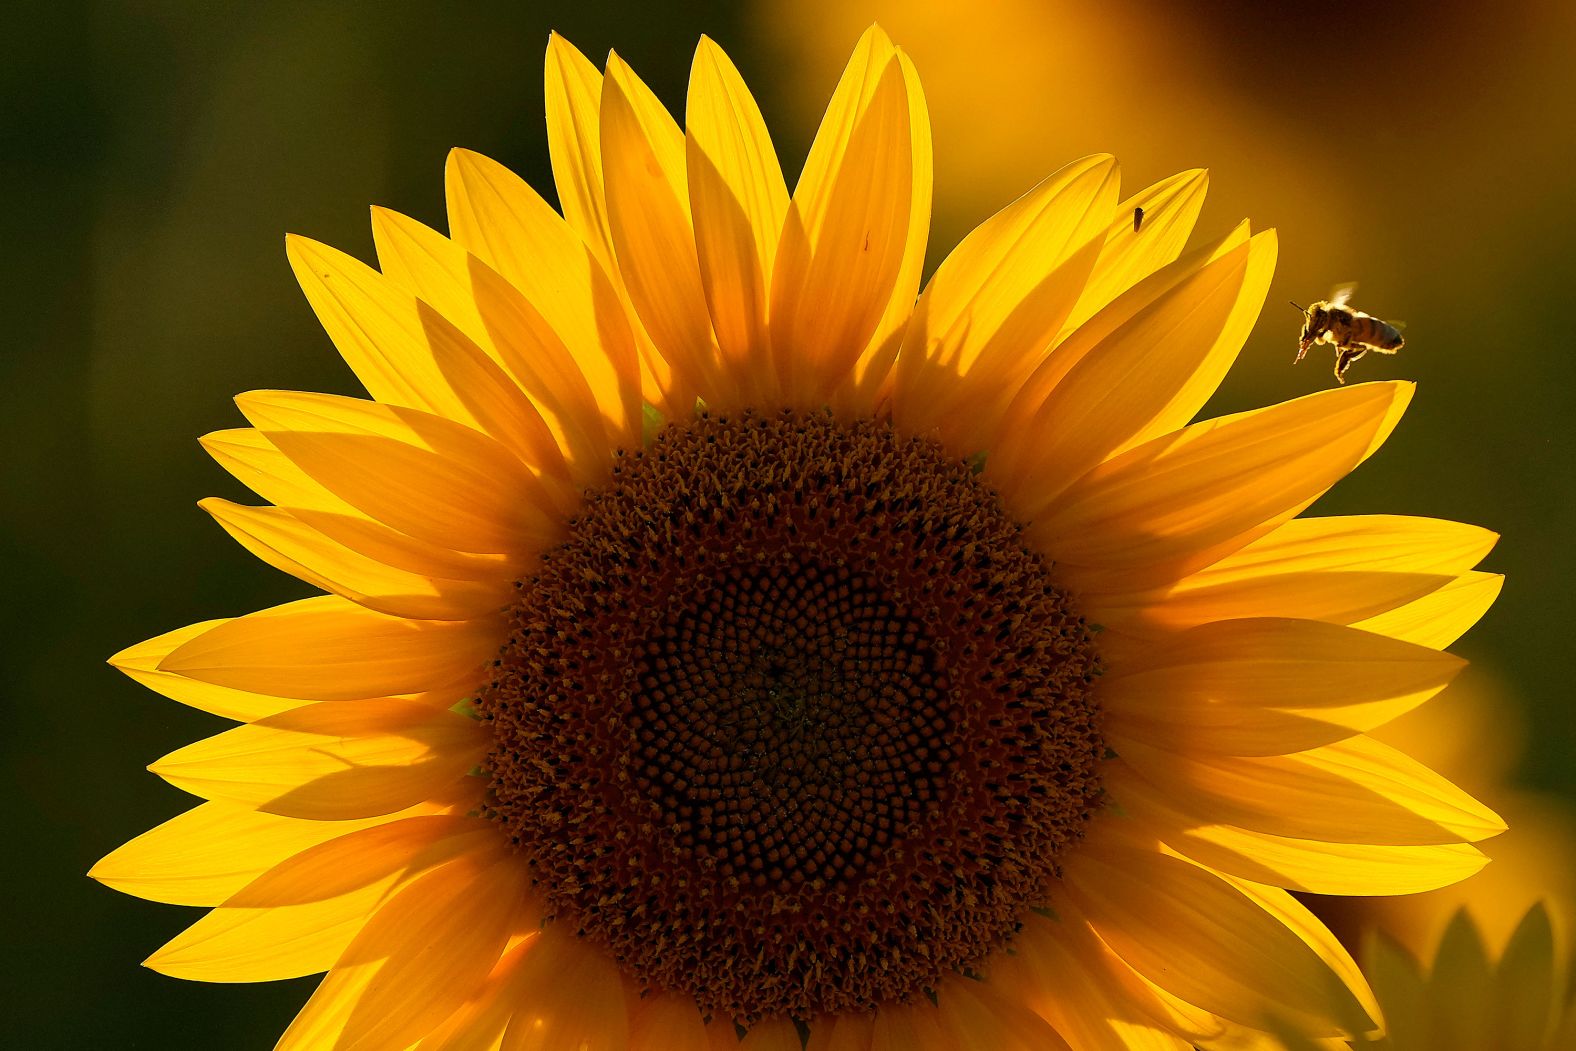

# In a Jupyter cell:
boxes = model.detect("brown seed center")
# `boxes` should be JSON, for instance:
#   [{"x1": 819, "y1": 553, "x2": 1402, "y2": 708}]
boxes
[{"x1": 477, "y1": 409, "x2": 1103, "y2": 1023}]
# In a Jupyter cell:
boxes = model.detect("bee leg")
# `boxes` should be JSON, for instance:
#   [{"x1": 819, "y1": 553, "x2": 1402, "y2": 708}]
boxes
[
  {"x1": 1366, "y1": 343, "x2": 1400, "y2": 355},
  {"x1": 1333, "y1": 346, "x2": 1367, "y2": 384}
]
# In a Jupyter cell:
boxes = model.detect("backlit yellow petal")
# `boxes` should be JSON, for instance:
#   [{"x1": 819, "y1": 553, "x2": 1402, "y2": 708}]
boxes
[
  {"x1": 201, "y1": 499, "x2": 509, "y2": 622},
  {"x1": 1352, "y1": 572, "x2": 1504, "y2": 649},
  {"x1": 1117, "y1": 780, "x2": 1487, "y2": 894},
  {"x1": 286, "y1": 234, "x2": 479, "y2": 426},
  {"x1": 144, "y1": 871, "x2": 399, "y2": 982},
  {"x1": 771, "y1": 26, "x2": 916, "y2": 402},
  {"x1": 545, "y1": 33, "x2": 615, "y2": 266},
  {"x1": 1110, "y1": 737, "x2": 1505, "y2": 846},
  {"x1": 1101, "y1": 617, "x2": 1464, "y2": 756},
  {"x1": 1089, "y1": 514, "x2": 1498, "y2": 634},
  {"x1": 157, "y1": 595, "x2": 499, "y2": 701},
  {"x1": 238, "y1": 389, "x2": 556, "y2": 557},
  {"x1": 630, "y1": 992, "x2": 711, "y2": 1051},
  {"x1": 89, "y1": 801, "x2": 403, "y2": 906},
  {"x1": 446, "y1": 148, "x2": 641, "y2": 446},
  {"x1": 302, "y1": 851, "x2": 520, "y2": 1051},
  {"x1": 995, "y1": 909, "x2": 1195, "y2": 1050},
  {"x1": 1030, "y1": 381, "x2": 1414, "y2": 582},
  {"x1": 933, "y1": 976, "x2": 1073, "y2": 1051},
  {"x1": 686, "y1": 36, "x2": 789, "y2": 393},
  {"x1": 997, "y1": 221, "x2": 1251, "y2": 444},
  {"x1": 499, "y1": 926, "x2": 629, "y2": 1051},
  {"x1": 109, "y1": 621, "x2": 303, "y2": 721},
  {"x1": 1062, "y1": 168, "x2": 1211, "y2": 334},
  {"x1": 602, "y1": 52, "x2": 723, "y2": 400},
  {"x1": 892, "y1": 154, "x2": 1119, "y2": 451},
  {"x1": 148, "y1": 697, "x2": 487, "y2": 818},
  {"x1": 1065, "y1": 844, "x2": 1375, "y2": 1037},
  {"x1": 994, "y1": 231, "x2": 1276, "y2": 506},
  {"x1": 224, "y1": 815, "x2": 497, "y2": 907},
  {"x1": 832, "y1": 47, "x2": 932, "y2": 418}
]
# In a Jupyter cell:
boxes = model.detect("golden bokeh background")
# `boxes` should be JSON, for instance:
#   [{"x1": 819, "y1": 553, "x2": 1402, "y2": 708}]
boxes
[{"x1": 7, "y1": 0, "x2": 1573, "y2": 1044}]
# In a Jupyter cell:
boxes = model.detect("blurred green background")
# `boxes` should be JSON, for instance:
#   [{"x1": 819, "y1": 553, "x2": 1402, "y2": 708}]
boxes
[{"x1": 6, "y1": 0, "x2": 1572, "y2": 1046}]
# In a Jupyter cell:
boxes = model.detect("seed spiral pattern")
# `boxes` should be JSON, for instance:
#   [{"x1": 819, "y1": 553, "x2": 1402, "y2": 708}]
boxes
[{"x1": 477, "y1": 409, "x2": 1103, "y2": 1022}]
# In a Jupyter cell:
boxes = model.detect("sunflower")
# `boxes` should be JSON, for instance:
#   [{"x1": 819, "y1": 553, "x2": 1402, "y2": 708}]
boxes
[{"x1": 93, "y1": 27, "x2": 1506, "y2": 1051}]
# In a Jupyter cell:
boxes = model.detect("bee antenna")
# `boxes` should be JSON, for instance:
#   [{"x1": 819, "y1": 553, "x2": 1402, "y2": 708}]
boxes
[{"x1": 1288, "y1": 299, "x2": 1306, "y2": 312}]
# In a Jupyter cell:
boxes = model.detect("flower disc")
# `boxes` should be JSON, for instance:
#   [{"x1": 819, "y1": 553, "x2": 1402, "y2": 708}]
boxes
[{"x1": 479, "y1": 409, "x2": 1104, "y2": 1021}]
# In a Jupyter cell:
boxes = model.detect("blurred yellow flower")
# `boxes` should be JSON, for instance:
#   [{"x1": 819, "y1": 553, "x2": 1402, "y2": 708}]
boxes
[
  {"x1": 1357, "y1": 905, "x2": 1574, "y2": 1050},
  {"x1": 92, "y1": 26, "x2": 1505, "y2": 1051}
]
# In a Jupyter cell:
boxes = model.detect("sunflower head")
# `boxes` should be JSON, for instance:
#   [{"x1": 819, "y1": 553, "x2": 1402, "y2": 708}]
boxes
[{"x1": 92, "y1": 25, "x2": 1503, "y2": 1051}]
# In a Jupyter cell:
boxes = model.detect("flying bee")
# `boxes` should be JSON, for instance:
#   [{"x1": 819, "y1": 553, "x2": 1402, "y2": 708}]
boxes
[
  {"x1": 1133, "y1": 206, "x2": 1145, "y2": 232},
  {"x1": 1290, "y1": 284, "x2": 1405, "y2": 384}
]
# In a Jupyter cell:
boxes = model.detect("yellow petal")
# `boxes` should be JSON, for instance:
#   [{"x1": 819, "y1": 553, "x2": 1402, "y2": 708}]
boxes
[
  {"x1": 1116, "y1": 778, "x2": 1487, "y2": 894},
  {"x1": 446, "y1": 148, "x2": 641, "y2": 449},
  {"x1": 805, "y1": 1013, "x2": 876, "y2": 1051},
  {"x1": 1109, "y1": 736, "x2": 1505, "y2": 846},
  {"x1": 370, "y1": 210, "x2": 591, "y2": 501},
  {"x1": 771, "y1": 26, "x2": 918, "y2": 402},
  {"x1": 1030, "y1": 381, "x2": 1414, "y2": 581},
  {"x1": 90, "y1": 800, "x2": 406, "y2": 906},
  {"x1": 933, "y1": 976, "x2": 1073, "y2": 1051},
  {"x1": 1101, "y1": 617, "x2": 1465, "y2": 756},
  {"x1": 995, "y1": 909, "x2": 1194, "y2": 1050},
  {"x1": 148, "y1": 698, "x2": 487, "y2": 818},
  {"x1": 1064, "y1": 843, "x2": 1375, "y2": 1037},
  {"x1": 286, "y1": 234, "x2": 480, "y2": 426},
  {"x1": 1225, "y1": 876, "x2": 1384, "y2": 1036},
  {"x1": 1090, "y1": 514, "x2": 1498, "y2": 634},
  {"x1": 1424, "y1": 911, "x2": 1493, "y2": 1049},
  {"x1": 832, "y1": 47, "x2": 932, "y2": 419},
  {"x1": 686, "y1": 36, "x2": 789, "y2": 392},
  {"x1": 602, "y1": 51, "x2": 728, "y2": 405},
  {"x1": 870, "y1": 1000, "x2": 947, "y2": 1050},
  {"x1": 500, "y1": 927, "x2": 629, "y2": 1051},
  {"x1": 224, "y1": 815, "x2": 498, "y2": 907},
  {"x1": 238, "y1": 390, "x2": 556, "y2": 557},
  {"x1": 997, "y1": 231, "x2": 1277, "y2": 509},
  {"x1": 738, "y1": 1019, "x2": 802, "y2": 1051},
  {"x1": 545, "y1": 33, "x2": 616, "y2": 267},
  {"x1": 1493, "y1": 904, "x2": 1559, "y2": 1049},
  {"x1": 1361, "y1": 931, "x2": 1430, "y2": 1048},
  {"x1": 370, "y1": 207, "x2": 489, "y2": 345},
  {"x1": 630, "y1": 992, "x2": 710, "y2": 1051},
  {"x1": 109, "y1": 621, "x2": 303, "y2": 721},
  {"x1": 414, "y1": 935, "x2": 537, "y2": 1051},
  {"x1": 414, "y1": 301, "x2": 576, "y2": 490},
  {"x1": 892, "y1": 155, "x2": 1120, "y2": 450},
  {"x1": 1062, "y1": 168, "x2": 1211, "y2": 335},
  {"x1": 1352, "y1": 572, "x2": 1504, "y2": 649},
  {"x1": 204, "y1": 429, "x2": 523, "y2": 585},
  {"x1": 291, "y1": 851, "x2": 520, "y2": 1051},
  {"x1": 996, "y1": 220, "x2": 1250, "y2": 450},
  {"x1": 158, "y1": 595, "x2": 500, "y2": 701},
  {"x1": 201, "y1": 499, "x2": 509, "y2": 622},
  {"x1": 201, "y1": 426, "x2": 353, "y2": 514},
  {"x1": 466, "y1": 255, "x2": 624, "y2": 472},
  {"x1": 144, "y1": 871, "x2": 400, "y2": 982}
]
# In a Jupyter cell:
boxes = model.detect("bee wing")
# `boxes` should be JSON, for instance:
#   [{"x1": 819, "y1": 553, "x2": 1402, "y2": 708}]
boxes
[
  {"x1": 1386, "y1": 318, "x2": 1407, "y2": 331},
  {"x1": 1329, "y1": 283, "x2": 1358, "y2": 308}
]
